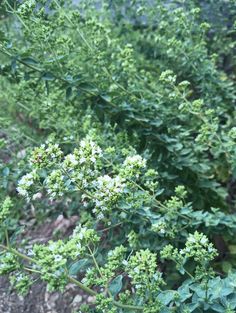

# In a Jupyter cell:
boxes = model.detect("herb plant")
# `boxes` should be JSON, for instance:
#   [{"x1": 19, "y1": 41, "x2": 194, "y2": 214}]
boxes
[{"x1": 0, "y1": 0, "x2": 236, "y2": 312}]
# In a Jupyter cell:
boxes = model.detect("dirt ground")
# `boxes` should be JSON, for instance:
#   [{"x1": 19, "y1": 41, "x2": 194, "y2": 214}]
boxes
[{"x1": 0, "y1": 276, "x2": 93, "y2": 313}]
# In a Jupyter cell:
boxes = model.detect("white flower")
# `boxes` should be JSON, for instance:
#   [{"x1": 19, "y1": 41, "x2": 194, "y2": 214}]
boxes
[
  {"x1": 80, "y1": 140, "x2": 86, "y2": 148},
  {"x1": 32, "y1": 192, "x2": 42, "y2": 200},
  {"x1": 78, "y1": 233, "x2": 84, "y2": 240},
  {"x1": 153, "y1": 273, "x2": 160, "y2": 281},
  {"x1": 27, "y1": 249, "x2": 35, "y2": 256},
  {"x1": 82, "y1": 179, "x2": 88, "y2": 187},
  {"x1": 200, "y1": 237, "x2": 208, "y2": 245},
  {"x1": 188, "y1": 236, "x2": 196, "y2": 243},
  {"x1": 54, "y1": 255, "x2": 63, "y2": 262},
  {"x1": 122, "y1": 260, "x2": 128, "y2": 266},
  {"x1": 49, "y1": 243, "x2": 56, "y2": 251},
  {"x1": 97, "y1": 147, "x2": 102, "y2": 154},
  {"x1": 95, "y1": 200, "x2": 102, "y2": 206},
  {"x1": 97, "y1": 212, "x2": 105, "y2": 220},
  {"x1": 65, "y1": 153, "x2": 78, "y2": 166},
  {"x1": 16, "y1": 187, "x2": 28, "y2": 197},
  {"x1": 124, "y1": 155, "x2": 146, "y2": 169},
  {"x1": 90, "y1": 156, "x2": 96, "y2": 163},
  {"x1": 17, "y1": 170, "x2": 37, "y2": 199},
  {"x1": 91, "y1": 175, "x2": 125, "y2": 218},
  {"x1": 81, "y1": 278, "x2": 87, "y2": 284},
  {"x1": 80, "y1": 157, "x2": 86, "y2": 164}
]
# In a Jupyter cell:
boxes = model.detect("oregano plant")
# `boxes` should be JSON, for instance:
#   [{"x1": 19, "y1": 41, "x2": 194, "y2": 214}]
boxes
[{"x1": 0, "y1": 0, "x2": 236, "y2": 312}]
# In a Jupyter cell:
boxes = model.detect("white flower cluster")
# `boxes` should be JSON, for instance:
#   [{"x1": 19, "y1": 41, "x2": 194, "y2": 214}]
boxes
[
  {"x1": 46, "y1": 169, "x2": 65, "y2": 199},
  {"x1": 44, "y1": 143, "x2": 62, "y2": 158},
  {"x1": 63, "y1": 153, "x2": 79, "y2": 169},
  {"x1": 124, "y1": 155, "x2": 147, "y2": 168},
  {"x1": 16, "y1": 170, "x2": 37, "y2": 201},
  {"x1": 17, "y1": 0, "x2": 36, "y2": 15},
  {"x1": 30, "y1": 143, "x2": 63, "y2": 168},
  {"x1": 151, "y1": 221, "x2": 166, "y2": 235},
  {"x1": 92, "y1": 175, "x2": 126, "y2": 219},
  {"x1": 68, "y1": 225, "x2": 100, "y2": 258},
  {"x1": 16, "y1": 139, "x2": 151, "y2": 224},
  {"x1": 63, "y1": 139, "x2": 102, "y2": 171},
  {"x1": 181, "y1": 231, "x2": 218, "y2": 262},
  {"x1": 78, "y1": 138, "x2": 102, "y2": 164},
  {"x1": 72, "y1": 225, "x2": 88, "y2": 240},
  {"x1": 122, "y1": 155, "x2": 146, "y2": 178},
  {"x1": 63, "y1": 138, "x2": 103, "y2": 189}
]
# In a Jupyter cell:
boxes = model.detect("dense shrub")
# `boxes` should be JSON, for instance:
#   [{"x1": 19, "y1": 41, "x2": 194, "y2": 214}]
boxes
[{"x1": 0, "y1": 1, "x2": 235, "y2": 312}]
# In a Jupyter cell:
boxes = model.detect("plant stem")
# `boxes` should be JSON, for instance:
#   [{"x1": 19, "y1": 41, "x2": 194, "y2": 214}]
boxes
[
  {"x1": 4, "y1": 0, "x2": 30, "y2": 31},
  {"x1": 5, "y1": 228, "x2": 9, "y2": 247},
  {"x1": 24, "y1": 267, "x2": 41, "y2": 274},
  {"x1": 0, "y1": 244, "x2": 34, "y2": 263},
  {"x1": 87, "y1": 245, "x2": 113, "y2": 298},
  {"x1": 87, "y1": 245, "x2": 103, "y2": 278},
  {"x1": 67, "y1": 275, "x2": 97, "y2": 296},
  {"x1": 0, "y1": 243, "x2": 144, "y2": 311}
]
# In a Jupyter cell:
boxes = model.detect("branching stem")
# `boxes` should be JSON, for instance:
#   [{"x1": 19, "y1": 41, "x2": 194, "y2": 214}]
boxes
[{"x1": 0, "y1": 243, "x2": 144, "y2": 311}]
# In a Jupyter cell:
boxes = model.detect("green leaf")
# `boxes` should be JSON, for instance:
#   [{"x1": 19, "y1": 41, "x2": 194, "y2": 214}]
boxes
[
  {"x1": 178, "y1": 283, "x2": 192, "y2": 302},
  {"x1": 211, "y1": 303, "x2": 226, "y2": 313},
  {"x1": 45, "y1": 81, "x2": 49, "y2": 96},
  {"x1": 2, "y1": 167, "x2": 9, "y2": 176},
  {"x1": 69, "y1": 259, "x2": 89, "y2": 275},
  {"x1": 78, "y1": 82, "x2": 98, "y2": 93},
  {"x1": 100, "y1": 94, "x2": 112, "y2": 103},
  {"x1": 42, "y1": 72, "x2": 55, "y2": 81},
  {"x1": 11, "y1": 59, "x2": 17, "y2": 74},
  {"x1": 66, "y1": 86, "x2": 72, "y2": 99},
  {"x1": 158, "y1": 290, "x2": 176, "y2": 305},
  {"x1": 108, "y1": 275, "x2": 123, "y2": 297},
  {"x1": 0, "y1": 139, "x2": 6, "y2": 149},
  {"x1": 0, "y1": 30, "x2": 6, "y2": 42},
  {"x1": 21, "y1": 57, "x2": 39, "y2": 65}
]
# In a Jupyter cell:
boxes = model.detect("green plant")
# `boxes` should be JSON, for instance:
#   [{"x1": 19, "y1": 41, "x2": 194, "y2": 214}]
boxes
[
  {"x1": 0, "y1": 0, "x2": 236, "y2": 312},
  {"x1": 0, "y1": 138, "x2": 236, "y2": 312},
  {"x1": 1, "y1": 0, "x2": 235, "y2": 207}
]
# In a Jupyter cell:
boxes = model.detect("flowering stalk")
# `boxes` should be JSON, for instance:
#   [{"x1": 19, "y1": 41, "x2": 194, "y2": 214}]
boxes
[{"x1": 0, "y1": 243, "x2": 144, "y2": 311}]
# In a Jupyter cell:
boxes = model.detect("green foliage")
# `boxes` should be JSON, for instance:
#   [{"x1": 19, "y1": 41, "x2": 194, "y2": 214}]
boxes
[
  {"x1": 0, "y1": 0, "x2": 235, "y2": 207},
  {"x1": 0, "y1": 0, "x2": 235, "y2": 312},
  {"x1": 0, "y1": 196, "x2": 12, "y2": 223}
]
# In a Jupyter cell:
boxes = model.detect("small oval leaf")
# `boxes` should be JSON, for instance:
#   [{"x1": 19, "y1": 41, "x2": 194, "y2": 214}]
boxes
[{"x1": 108, "y1": 275, "x2": 123, "y2": 297}]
